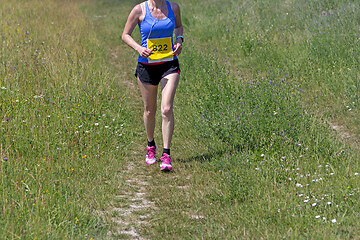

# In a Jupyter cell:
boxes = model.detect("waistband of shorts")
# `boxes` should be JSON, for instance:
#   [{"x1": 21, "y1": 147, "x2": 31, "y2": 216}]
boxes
[
  {"x1": 141, "y1": 62, "x2": 166, "y2": 65},
  {"x1": 138, "y1": 59, "x2": 178, "y2": 66}
]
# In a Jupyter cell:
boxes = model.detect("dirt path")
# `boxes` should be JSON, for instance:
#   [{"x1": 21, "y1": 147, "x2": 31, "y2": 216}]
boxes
[
  {"x1": 108, "y1": 148, "x2": 156, "y2": 239},
  {"x1": 327, "y1": 120, "x2": 360, "y2": 149},
  {"x1": 107, "y1": 46, "x2": 155, "y2": 239}
]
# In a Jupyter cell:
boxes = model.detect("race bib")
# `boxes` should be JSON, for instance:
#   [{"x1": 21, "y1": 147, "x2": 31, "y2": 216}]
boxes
[{"x1": 147, "y1": 37, "x2": 174, "y2": 63}]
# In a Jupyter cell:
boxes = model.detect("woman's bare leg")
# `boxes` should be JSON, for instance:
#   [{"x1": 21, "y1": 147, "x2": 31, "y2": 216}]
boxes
[
  {"x1": 137, "y1": 77, "x2": 158, "y2": 142},
  {"x1": 160, "y1": 73, "x2": 180, "y2": 149}
]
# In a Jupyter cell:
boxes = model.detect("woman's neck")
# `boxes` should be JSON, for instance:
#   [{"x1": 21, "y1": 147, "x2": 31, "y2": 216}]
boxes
[{"x1": 149, "y1": 0, "x2": 165, "y2": 9}]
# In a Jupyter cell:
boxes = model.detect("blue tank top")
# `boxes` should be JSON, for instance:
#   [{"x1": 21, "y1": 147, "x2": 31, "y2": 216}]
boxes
[{"x1": 138, "y1": 1, "x2": 176, "y2": 63}]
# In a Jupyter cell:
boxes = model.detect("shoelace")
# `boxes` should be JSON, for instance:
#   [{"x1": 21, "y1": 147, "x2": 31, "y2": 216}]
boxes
[
  {"x1": 161, "y1": 154, "x2": 171, "y2": 164},
  {"x1": 147, "y1": 146, "x2": 156, "y2": 158}
]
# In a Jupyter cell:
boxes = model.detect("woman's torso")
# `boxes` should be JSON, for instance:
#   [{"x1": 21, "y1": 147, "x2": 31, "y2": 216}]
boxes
[{"x1": 138, "y1": 1, "x2": 176, "y2": 63}]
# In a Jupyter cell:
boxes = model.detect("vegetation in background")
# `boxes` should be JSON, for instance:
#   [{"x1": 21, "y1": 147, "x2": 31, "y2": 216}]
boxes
[
  {"x1": 1, "y1": 0, "x2": 134, "y2": 238},
  {"x1": 1, "y1": 0, "x2": 359, "y2": 239}
]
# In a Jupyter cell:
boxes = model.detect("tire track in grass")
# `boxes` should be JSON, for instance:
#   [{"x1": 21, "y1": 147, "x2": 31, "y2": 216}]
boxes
[
  {"x1": 327, "y1": 120, "x2": 360, "y2": 149},
  {"x1": 83, "y1": 2, "x2": 194, "y2": 237},
  {"x1": 108, "y1": 151, "x2": 157, "y2": 239},
  {"x1": 105, "y1": 45, "x2": 156, "y2": 239},
  {"x1": 82, "y1": 7, "x2": 157, "y2": 238}
]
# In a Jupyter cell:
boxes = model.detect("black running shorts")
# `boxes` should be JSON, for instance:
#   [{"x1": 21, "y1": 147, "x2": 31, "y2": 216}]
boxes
[{"x1": 135, "y1": 59, "x2": 180, "y2": 85}]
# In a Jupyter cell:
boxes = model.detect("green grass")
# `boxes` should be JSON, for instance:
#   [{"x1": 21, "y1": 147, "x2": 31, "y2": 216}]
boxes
[
  {"x1": 1, "y1": 0, "x2": 135, "y2": 238},
  {"x1": 148, "y1": 0, "x2": 360, "y2": 238},
  {"x1": 1, "y1": 0, "x2": 360, "y2": 239}
]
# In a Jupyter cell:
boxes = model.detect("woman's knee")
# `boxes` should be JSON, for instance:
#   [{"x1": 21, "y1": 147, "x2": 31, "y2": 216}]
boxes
[
  {"x1": 161, "y1": 106, "x2": 173, "y2": 118},
  {"x1": 144, "y1": 108, "x2": 156, "y2": 119}
]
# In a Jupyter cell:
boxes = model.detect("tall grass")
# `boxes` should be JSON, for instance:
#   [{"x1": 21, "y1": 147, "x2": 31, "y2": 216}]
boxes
[
  {"x1": 143, "y1": 0, "x2": 360, "y2": 238},
  {"x1": 180, "y1": 0, "x2": 360, "y2": 135},
  {"x1": 1, "y1": 0, "x2": 133, "y2": 238},
  {"x1": 81, "y1": 0, "x2": 360, "y2": 238},
  {"x1": 1, "y1": 0, "x2": 360, "y2": 239}
]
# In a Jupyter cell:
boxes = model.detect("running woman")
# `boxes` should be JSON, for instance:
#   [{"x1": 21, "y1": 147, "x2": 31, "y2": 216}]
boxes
[{"x1": 122, "y1": 0, "x2": 183, "y2": 171}]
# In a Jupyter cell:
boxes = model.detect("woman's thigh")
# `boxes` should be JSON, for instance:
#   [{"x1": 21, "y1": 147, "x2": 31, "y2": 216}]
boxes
[
  {"x1": 161, "y1": 73, "x2": 180, "y2": 109},
  {"x1": 137, "y1": 77, "x2": 158, "y2": 111}
]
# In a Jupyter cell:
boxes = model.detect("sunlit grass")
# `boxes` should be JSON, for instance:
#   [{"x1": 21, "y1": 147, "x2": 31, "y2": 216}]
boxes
[
  {"x1": 1, "y1": 0, "x2": 134, "y2": 238},
  {"x1": 1, "y1": 0, "x2": 360, "y2": 239},
  {"x1": 146, "y1": 0, "x2": 360, "y2": 239}
]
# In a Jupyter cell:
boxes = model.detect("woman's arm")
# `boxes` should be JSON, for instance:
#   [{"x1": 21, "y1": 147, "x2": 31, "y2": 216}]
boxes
[
  {"x1": 172, "y1": 2, "x2": 183, "y2": 56},
  {"x1": 122, "y1": 4, "x2": 152, "y2": 58}
]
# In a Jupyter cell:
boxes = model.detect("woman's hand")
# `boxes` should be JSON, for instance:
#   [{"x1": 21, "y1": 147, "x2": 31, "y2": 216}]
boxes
[
  {"x1": 137, "y1": 46, "x2": 153, "y2": 58},
  {"x1": 173, "y1": 40, "x2": 182, "y2": 56}
]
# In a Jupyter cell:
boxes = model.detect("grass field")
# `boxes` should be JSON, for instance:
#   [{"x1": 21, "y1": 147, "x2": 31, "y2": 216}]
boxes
[{"x1": 1, "y1": 0, "x2": 360, "y2": 239}]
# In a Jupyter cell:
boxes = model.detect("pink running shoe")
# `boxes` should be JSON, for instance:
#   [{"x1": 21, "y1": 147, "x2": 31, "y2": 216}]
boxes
[
  {"x1": 146, "y1": 146, "x2": 157, "y2": 165},
  {"x1": 160, "y1": 153, "x2": 172, "y2": 172}
]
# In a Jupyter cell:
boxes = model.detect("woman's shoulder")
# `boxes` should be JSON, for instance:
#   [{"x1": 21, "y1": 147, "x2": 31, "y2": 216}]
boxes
[
  {"x1": 132, "y1": 3, "x2": 143, "y2": 13},
  {"x1": 129, "y1": 2, "x2": 146, "y2": 21},
  {"x1": 169, "y1": 2, "x2": 180, "y2": 12}
]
